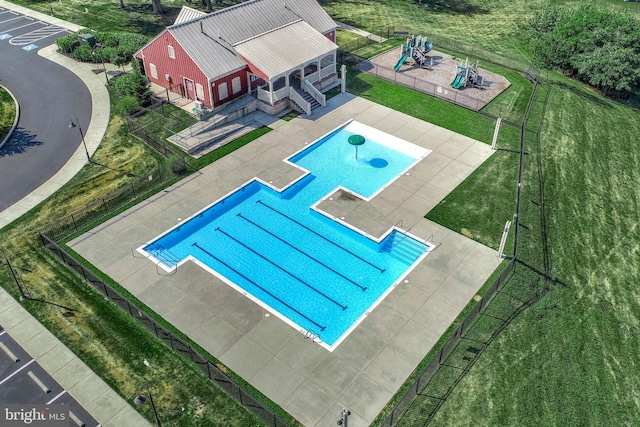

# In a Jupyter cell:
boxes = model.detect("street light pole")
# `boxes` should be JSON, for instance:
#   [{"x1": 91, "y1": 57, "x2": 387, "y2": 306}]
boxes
[
  {"x1": 93, "y1": 46, "x2": 109, "y2": 86},
  {"x1": 337, "y1": 408, "x2": 351, "y2": 426},
  {"x1": 134, "y1": 383, "x2": 162, "y2": 427},
  {"x1": 69, "y1": 117, "x2": 91, "y2": 163},
  {"x1": 1, "y1": 250, "x2": 29, "y2": 301}
]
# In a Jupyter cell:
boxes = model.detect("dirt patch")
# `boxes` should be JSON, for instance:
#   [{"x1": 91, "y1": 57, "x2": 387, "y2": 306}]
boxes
[{"x1": 360, "y1": 47, "x2": 511, "y2": 110}]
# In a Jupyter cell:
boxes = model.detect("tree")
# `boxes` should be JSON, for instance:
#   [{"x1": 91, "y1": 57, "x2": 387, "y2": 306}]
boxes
[
  {"x1": 528, "y1": 5, "x2": 640, "y2": 97},
  {"x1": 152, "y1": 0, "x2": 163, "y2": 14}
]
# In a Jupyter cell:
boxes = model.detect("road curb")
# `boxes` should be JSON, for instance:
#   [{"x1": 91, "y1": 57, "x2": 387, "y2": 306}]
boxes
[{"x1": 0, "y1": 84, "x2": 19, "y2": 151}]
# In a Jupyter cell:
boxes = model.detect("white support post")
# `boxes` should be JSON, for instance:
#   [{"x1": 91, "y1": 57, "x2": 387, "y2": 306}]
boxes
[
  {"x1": 491, "y1": 117, "x2": 502, "y2": 151},
  {"x1": 497, "y1": 219, "x2": 512, "y2": 258},
  {"x1": 341, "y1": 64, "x2": 346, "y2": 94}
]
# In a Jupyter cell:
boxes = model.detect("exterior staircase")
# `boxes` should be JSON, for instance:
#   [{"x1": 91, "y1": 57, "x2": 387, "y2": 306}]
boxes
[{"x1": 291, "y1": 87, "x2": 321, "y2": 113}]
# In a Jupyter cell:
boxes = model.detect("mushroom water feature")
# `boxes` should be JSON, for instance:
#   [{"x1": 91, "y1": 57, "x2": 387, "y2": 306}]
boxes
[{"x1": 348, "y1": 134, "x2": 365, "y2": 159}]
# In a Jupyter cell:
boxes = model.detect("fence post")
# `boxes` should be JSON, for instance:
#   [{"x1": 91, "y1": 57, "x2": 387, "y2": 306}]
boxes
[{"x1": 71, "y1": 214, "x2": 78, "y2": 233}]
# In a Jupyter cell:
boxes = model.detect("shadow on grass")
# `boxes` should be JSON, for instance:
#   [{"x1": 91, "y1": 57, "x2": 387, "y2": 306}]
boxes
[
  {"x1": 553, "y1": 80, "x2": 613, "y2": 109},
  {"x1": 124, "y1": 5, "x2": 182, "y2": 36},
  {"x1": 0, "y1": 128, "x2": 42, "y2": 157},
  {"x1": 323, "y1": 0, "x2": 489, "y2": 16}
]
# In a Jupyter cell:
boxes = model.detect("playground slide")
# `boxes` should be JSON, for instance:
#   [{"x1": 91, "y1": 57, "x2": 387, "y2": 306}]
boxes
[
  {"x1": 394, "y1": 54, "x2": 408, "y2": 71},
  {"x1": 451, "y1": 75, "x2": 465, "y2": 89}
]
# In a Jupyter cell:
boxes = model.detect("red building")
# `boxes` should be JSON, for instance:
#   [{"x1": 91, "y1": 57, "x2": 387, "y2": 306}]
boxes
[{"x1": 134, "y1": 0, "x2": 338, "y2": 114}]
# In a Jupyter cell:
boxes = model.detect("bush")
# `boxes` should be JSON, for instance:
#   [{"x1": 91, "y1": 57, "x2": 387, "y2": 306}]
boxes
[
  {"x1": 112, "y1": 71, "x2": 151, "y2": 106},
  {"x1": 73, "y1": 44, "x2": 95, "y2": 62},
  {"x1": 64, "y1": 31, "x2": 148, "y2": 67},
  {"x1": 529, "y1": 5, "x2": 640, "y2": 96},
  {"x1": 118, "y1": 95, "x2": 140, "y2": 115},
  {"x1": 56, "y1": 34, "x2": 80, "y2": 55}
]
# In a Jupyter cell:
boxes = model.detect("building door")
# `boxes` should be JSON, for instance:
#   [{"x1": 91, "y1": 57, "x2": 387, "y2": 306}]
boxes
[{"x1": 184, "y1": 78, "x2": 195, "y2": 100}]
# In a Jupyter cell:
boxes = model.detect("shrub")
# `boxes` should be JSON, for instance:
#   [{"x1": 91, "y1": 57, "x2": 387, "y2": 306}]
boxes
[
  {"x1": 73, "y1": 45, "x2": 95, "y2": 62},
  {"x1": 112, "y1": 71, "x2": 151, "y2": 106},
  {"x1": 118, "y1": 95, "x2": 140, "y2": 115},
  {"x1": 56, "y1": 34, "x2": 80, "y2": 55}
]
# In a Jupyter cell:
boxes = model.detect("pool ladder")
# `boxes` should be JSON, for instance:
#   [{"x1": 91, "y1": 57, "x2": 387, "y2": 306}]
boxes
[{"x1": 131, "y1": 242, "x2": 180, "y2": 276}]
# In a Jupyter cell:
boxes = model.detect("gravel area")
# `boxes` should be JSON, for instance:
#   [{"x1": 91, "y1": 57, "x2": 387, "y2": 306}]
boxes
[{"x1": 360, "y1": 46, "x2": 511, "y2": 110}]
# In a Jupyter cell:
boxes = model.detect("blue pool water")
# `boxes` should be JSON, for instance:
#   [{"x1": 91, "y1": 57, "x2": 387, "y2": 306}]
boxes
[{"x1": 142, "y1": 121, "x2": 431, "y2": 349}]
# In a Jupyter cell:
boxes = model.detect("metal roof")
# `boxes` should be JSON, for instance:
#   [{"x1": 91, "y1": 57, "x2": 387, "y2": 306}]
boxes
[
  {"x1": 234, "y1": 21, "x2": 337, "y2": 79},
  {"x1": 166, "y1": 0, "x2": 336, "y2": 79},
  {"x1": 173, "y1": 6, "x2": 206, "y2": 25}
]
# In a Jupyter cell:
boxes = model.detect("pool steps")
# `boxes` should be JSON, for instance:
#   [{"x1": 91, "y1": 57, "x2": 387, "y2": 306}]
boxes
[{"x1": 381, "y1": 232, "x2": 428, "y2": 265}]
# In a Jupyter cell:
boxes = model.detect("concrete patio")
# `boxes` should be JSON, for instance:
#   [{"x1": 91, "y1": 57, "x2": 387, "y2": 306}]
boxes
[{"x1": 69, "y1": 93, "x2": 502, "y2": 427}]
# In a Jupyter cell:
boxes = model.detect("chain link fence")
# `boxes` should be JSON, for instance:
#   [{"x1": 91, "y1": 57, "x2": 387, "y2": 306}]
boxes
[
  {"x1": 41, "y1": 162, "x2": 183, "y2": 242},
  {"x1": 38, "y1": 232, "x2": 290, "y2": 427},
  {"x1": 340, "y1": 26, "x2": 540, "y2": 126},
  {"x1": 127, "y1": 99, "x2": 192, "y2": 159},
  {"x1": 374, "y1": 47, "x2": 552, "y2": 426},
  {"x1": 39, "y1": 110, "x2": 291, "y2": 426}
]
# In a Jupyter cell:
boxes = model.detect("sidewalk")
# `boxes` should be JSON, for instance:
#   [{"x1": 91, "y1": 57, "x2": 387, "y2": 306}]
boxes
[
  {"x1": 0, "y1": 286, "x2": 150, "y2": 427},
  {"x1": 0, "y1": 1, "x2": 112, "y2": 229},
  {"x1": 0, "y1": 2, "x2": 150, "y2": 425},
  {"x1": 335, "y1": 21, "x2": 387, "y2": 43}
]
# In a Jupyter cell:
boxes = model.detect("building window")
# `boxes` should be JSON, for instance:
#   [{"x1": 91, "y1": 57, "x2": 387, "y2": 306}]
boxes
[
  {"x1": 168, "y1": 45, "x2": 175, "y2": 59},
  {"x1": 149, "y1": 63, "x2": 158, "y2": 79},
  {"x1": 196, "y1": 83, "x2": 205, "y2": 100},
  {"x1": 218, "y1": 82, "x2": 228, "y2": 100},
  {"x1": 232, "y1": 76, "x2": 241, "y2": 94}
]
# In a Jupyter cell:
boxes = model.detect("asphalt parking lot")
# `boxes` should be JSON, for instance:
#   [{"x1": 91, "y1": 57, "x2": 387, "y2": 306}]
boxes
[
  {"x1": 0, "y1": 6, "x2": 92, "y2": 214},
  {"x1": 0, "y1": 328, "x2": 99, "y2": 426}
]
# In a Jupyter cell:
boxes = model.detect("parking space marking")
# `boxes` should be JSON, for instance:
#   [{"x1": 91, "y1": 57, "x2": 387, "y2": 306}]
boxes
[
  {"x1": 1, "y1": 19, "x2": 39, "y2": 34},
  {"x1": 0, "y1": 15, "x2": 22, "y2": 25},
  {"x1": 0, "y1": 34, "x2": 11, "y2": 39},
  {"x1": 0, "y1": 358, "x2": 35, "y2": 386},
  {"x1": 47, "y1": 389, "x2": 67, "y2": 404},
  {"x1": 9, "y1": 24, "x2": 67, "y2": 45},
  {"x1": 0, "y1": 10, "x2": 19, "y2": 19},
  {"x1": 22, "y1": 44, "x2": 38, "y2": 51}
]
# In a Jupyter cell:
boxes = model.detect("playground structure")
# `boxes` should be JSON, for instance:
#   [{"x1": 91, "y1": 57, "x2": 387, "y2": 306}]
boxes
[
  {"x1": 451, "y1": 58, "x2": 482, "y2": 89},
  {"x1": 394, "y1": 35, "x2": 433, "y2": 71}
]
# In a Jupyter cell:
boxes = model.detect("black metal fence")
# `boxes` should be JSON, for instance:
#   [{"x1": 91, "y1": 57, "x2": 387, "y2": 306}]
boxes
[
  {"x1": 340, "y1": 26, "x2": 540, "y2": 125},
  {"x1": 39, "y1": 232, "x2": 290, "y2": 427},
  {"x1": 374, "y1": 45, "x2": 551, "y2": 426},
  {"x1": 41, "y1": 162, "x2": 183, "y2": 243},
  {"x1": 127, "y1": 100, "x2": 190, "y2": 159}
]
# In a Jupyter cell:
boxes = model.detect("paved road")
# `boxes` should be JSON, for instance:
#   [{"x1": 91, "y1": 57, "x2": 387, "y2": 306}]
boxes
[{"x1": 0, "y1": 7, "x2": 92, "y2": 213}]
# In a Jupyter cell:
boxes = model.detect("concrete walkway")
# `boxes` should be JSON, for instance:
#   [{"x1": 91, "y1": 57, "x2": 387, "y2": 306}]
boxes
[
  {"x1": 0, "y1": 2, "x2": 149, "y2": 426},
  {"x1": 0, "y1": 0, "x2": 112, "y2": 229},
  {"x1": 0, "y1": 286, "x2": 150, "y2": 426},
  {"x1": 336, "y1": 21, "x2": 387, "y2": 43},
  {"x1": 69, "y1": 93, "x2": 502, "y2": 427}
]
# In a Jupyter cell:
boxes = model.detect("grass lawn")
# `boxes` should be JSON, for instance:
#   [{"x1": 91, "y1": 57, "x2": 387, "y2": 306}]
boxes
[
  {"x1": 4, "y1": 0, "x2": 640, "y2": 424},
  {"x1": 0, "y1": 87, "x2": 16, "y2": 142},
  {"x1": 0, "y1": 92, "x2": 282, "y2": 425},
  {"x1": 430, "y1": 75, "x2": 640, "y2": 425}
]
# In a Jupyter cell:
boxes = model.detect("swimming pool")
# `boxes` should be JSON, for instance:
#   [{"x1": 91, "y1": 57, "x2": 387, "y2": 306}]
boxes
[{"x1": 140, "y1": 120, "x2": 432, "y2": 350}]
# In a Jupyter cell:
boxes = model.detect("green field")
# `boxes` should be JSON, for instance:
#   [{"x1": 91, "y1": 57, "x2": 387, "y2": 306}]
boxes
[
  {"x1": 3, "y1": 0, "x2": 640, "y2": 425},
  {"x1": 0, "y1": 87, "x2": 16, "y2": 142}
]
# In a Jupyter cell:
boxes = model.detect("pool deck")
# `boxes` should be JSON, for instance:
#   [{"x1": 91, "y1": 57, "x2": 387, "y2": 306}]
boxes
[{"x1": 69, "y1": 93, "x2": 502, "y2": 427}]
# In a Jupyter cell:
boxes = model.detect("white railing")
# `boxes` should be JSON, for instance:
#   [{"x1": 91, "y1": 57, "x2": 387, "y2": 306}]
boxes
[
  {"x1": 304, "y1": 71, "x2": 319, "y2": 83},
  {"x1": 256, "y1": 86, "x2": 270, "y2": 103},
  {"x1": 256, "y1": 85, "x2": 290, "y2": 104},
  {"x1": 303, "y1": 79, "x2": 326, "y2": 107},
  {"x1": 289, "y1": 87, "x2": 311, "y2": 115},
  {"x1": 272, "y1": 86, "x2": 289, "y2": 102},
  {"x1": 320, "y1": 65, "x2": 336, "y2": 79}
]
